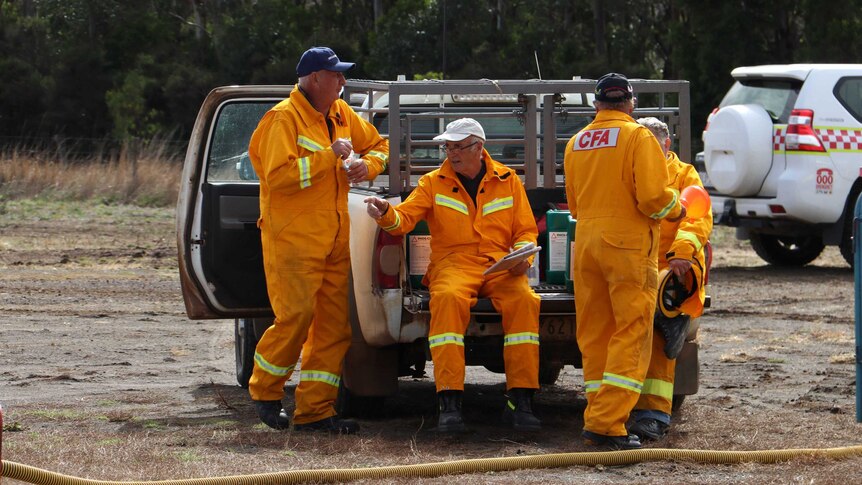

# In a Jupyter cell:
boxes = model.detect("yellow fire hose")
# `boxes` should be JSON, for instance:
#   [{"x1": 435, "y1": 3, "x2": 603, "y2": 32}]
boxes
[{"x1": 4, "y1": 445, "x2": 862, "y2": 485}]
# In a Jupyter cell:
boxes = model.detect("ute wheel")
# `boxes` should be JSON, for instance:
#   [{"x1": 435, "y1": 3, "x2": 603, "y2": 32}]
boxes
[
  {"x1": 336, "y1": 381, "x2": 386, "y2": 419},
  {"x1": 538, "y1": 364, "x2": 563, "y2": 386},
  {"x1": 749, "y1": 232, "x2": 824, "y2": 266},
  {"x1": 671, "y1": 394, "x2": 685, "y2": 413},
  {"x1": 235, "y1": 318, "x2": 272, "y2": 388},
  {"x1": 840, "y1": 193, "x2": 860, "y2": 269}
]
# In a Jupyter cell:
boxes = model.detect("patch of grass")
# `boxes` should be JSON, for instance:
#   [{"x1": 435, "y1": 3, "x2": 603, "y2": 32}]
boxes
[
  {"x1": 27, "y1": 409, "x2": 88, "y2": 420},
  {"x1": 141, "y1": 420, "x2": 165, "y2": 430},
  {"x1": 175, "y1": 450, "x2": 204, "y2": 463},
  {"x1": 0, "y1": 140, "x2": 181, "y2": 208},
  {"x1": 105, "y1": 411, "x2": 134, "y2": 423},
  {"x1": 96, "y1": 438, "x2": 122, "y2": 446},
  {"x1": 720, "y1": 352, "x2": 750, "y2": 363},
  {"x1": 809, "y1": 329, "x2": 851, "y2": 344},
  {"x1": 3, "y1": 421, "x2": 25, "y2": 432},
  {"x1": 829, "y1": 353, "x2": 855, "y2": 364},
  {"x1": 766, "y1": 358, "x2": 786, "y2": 364}
]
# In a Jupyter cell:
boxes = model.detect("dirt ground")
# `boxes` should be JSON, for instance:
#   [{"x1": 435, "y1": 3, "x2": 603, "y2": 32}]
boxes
[{"x1": 1, "y1": 199, "x2": 861, "y2": 484}]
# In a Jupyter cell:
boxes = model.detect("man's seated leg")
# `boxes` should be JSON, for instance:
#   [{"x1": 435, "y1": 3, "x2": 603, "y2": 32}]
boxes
[
  {"x1": 483, "y1": 271, "x2": 541, "y2": 430},
  {"x1": 427, "y1": 255, "x2": 485, "y2": 432}
]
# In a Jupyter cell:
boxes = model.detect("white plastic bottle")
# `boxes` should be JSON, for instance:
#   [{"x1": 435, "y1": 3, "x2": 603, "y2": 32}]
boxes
[
  {"x1": 527, "y1": 251, "x2": 540, "y2": 287},
  {"x1": 343, "y1": 151, "x2": 359, "y2": 186}
]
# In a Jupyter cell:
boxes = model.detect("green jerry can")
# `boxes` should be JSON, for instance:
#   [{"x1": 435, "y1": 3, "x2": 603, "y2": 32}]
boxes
[
  {"x1": 565, "y1": 215, "x2": 577, "y2": 293},
  {"x1": 545, "y1": 209, "x2": 571, "y2": 284},
  {"x1": 407, "y1": 220, "x2": 431, "y2": 289}
]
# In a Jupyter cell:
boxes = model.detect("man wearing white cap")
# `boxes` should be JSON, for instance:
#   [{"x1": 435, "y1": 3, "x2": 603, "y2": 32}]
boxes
[{"x1": 365, "y1": 118, "x2": 542, "y2": 432}]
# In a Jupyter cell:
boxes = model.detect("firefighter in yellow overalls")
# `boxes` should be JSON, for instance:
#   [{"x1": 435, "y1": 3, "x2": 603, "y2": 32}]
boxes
[
  {"x1": 629, "y1": 117, "x2": 712, "y2": 441},
  {"x1": 365, "y1": 118, "x2": 542, "y2": 432},
  {"x1": 564, "y1": 73, "x2": 685, "y2": 449},
  {"x1": 247, "y1": 47, "x2": 389, "y2": 433}
]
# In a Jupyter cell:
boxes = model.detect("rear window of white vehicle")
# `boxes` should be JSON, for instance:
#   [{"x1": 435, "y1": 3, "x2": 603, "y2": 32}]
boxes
[
  {"x1": 834, "y1": 77, "x2": 862, "y2": 123},
  {"x1": 720, "y1": 80, "x2": 801, "y2": 123}
]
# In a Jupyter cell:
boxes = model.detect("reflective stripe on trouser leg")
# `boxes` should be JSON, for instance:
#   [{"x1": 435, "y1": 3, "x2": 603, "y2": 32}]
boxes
[
  {"x1": 427, "y1": 254, "x2": 485, "y2": 392},
  {"x1": 484, "y1": 270, "x2": 541, "y2": 390},
  {"x1": 574, "y1": 219, "x2": 658, "y2": 437},
  {"x1": 293, "y1": 226, "x2": 352, "y2": 424},
  {"x1": 634, "y1": 330, "x2": 676, "y2": 415}
]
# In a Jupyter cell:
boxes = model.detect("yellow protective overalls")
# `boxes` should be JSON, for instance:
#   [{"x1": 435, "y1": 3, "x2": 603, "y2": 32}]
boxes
[
  {"x1": 248, "y1": 86, "x2": 389, "y2": 424},
  {"x1": 564, "y1": 109, "x2": 683, "y2": 437},
  {"x1": 375, "y1": 152, "x2": 541, "y2": 391},
  {"x1": 634, "y1": 151, "x2": 712, "y2": 415}
]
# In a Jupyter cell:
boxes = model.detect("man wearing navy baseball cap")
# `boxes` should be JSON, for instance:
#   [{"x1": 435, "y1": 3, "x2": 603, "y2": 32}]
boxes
[
  {"x1": 563, "y1": 73, "x2": 685, "y2": 450},
  {"x1": 295, "y1": 46, "x2": 356, "y2": 78},
  {"x1": 246, "y1": 47, "x2": 389, "y2": 434}
]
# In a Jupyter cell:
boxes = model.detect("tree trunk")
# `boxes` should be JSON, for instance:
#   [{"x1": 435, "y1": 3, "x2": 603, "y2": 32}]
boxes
[
  {"x1": 373, "y1": 0, "x2": 384, "y2": 30},
  {"x1": 591, "y1": 0, "x2": 606, "y2": 61}
]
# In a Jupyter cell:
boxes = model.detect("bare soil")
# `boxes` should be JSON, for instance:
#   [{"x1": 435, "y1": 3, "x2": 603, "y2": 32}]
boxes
[{"x1": 1, "y1": 200, "x2": 861, "y2": 484}]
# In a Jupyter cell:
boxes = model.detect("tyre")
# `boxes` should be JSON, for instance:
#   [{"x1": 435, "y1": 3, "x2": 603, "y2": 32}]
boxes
[
  {"x1": 234, "y1": 318, "x2": 272, "y2": 388},
  {"x1": 840, "y1": 216, "x2": 854, "y2": 269},
  {"x1": 671, "y1": 394, "x2": 685, "y2": 413},
  {"x1": 336, "y1": 381, "x2": 386, "y2": 418},
  {"x1": 749, "y1": 232, "x2": 824, "y2": 266},
  {"x1": 538, "y1": 364, "x2": 563, "y2": 386},
  {"x1": 840, "y1": 194, "x2": 859, "y2": 269}
]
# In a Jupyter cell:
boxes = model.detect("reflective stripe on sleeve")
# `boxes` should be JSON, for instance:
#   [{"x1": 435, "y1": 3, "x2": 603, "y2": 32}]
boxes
[
  {"x1": 503, "y1": 332, "x2": 540, "y2": 347},
  {"x1": 650, "y1": 189, "x2": 679, "y2": 219},
  {"x1": 368, "y1": 150, "x2": 389, "y2": 171},
  {"x1": 299, "y1": 369, "x2": 341, "y2": 388},
  {"x1": 298, "y1": 156, "x2": 312, "y2": 188},
  {"x1": 675, "y1": 229, "x2": 703, "y2": 252},
  {"x1": 254, "y1": 352, "x2": 295, "y2": 377},
  {"x1": 368, "y1": 150, "x2": 389, "y2": 162},
  {"x1": 482, "y1": 196, "x2": 513, "y2": 216},
  {"x1": 428, "y1": 332, "x2": 465, "y2": 348},
  {"x1": 382, "y1": 210, "x2": 401, "y2": 232},
  {"x1": 513, "y1": 241, "x2": 531, "y2": 250},
  {"x1": 435, "y1": 194, "x2": 469, "y2": 215},
  {"x1": 297, "y1": 135, "x2": 324, "y2": 152}
]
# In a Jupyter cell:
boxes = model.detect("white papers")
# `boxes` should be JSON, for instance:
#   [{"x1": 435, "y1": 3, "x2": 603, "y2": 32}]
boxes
[{"x1": 483, "y1": 243, "x2": 542, "y2": 275}]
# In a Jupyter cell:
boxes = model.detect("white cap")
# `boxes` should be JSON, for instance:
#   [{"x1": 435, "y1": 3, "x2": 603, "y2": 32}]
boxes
[{"x1": 433, "y1": 118, "x2": 486, "y2": 142}]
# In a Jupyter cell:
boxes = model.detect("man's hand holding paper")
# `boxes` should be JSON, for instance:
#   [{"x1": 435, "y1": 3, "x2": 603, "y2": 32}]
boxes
[{"x1": 483, "y1": 243, "x2": 542, "y2": 276}]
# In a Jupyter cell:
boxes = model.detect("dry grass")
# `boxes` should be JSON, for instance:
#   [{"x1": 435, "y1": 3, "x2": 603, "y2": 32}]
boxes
[{"x1": 0, "y1": 139, "x2": 182, "y2": 207}]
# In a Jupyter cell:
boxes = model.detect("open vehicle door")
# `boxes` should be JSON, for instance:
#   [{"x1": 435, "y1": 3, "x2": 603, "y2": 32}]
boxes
[{"x1": 176, "y1": 86, "x2": 291, "y2": 319}]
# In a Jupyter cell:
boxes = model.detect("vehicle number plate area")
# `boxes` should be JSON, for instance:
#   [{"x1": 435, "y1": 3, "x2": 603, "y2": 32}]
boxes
[{"x1": 539, "y1": 317, "x2": 575, "y2": 341}]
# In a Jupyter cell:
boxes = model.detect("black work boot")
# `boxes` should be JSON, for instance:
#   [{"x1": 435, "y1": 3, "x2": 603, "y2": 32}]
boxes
[
  {"x1": 294, "y1": 415, "x2": 359, "y2": 435},
  {"x1": 655, "y1": 313, "x2": 691, "y2": 359},
  {"x1": 253, "y1": 400, "x2": 291, "y2": 430},
  {"x1": 582, "y1": 430, "x2": 642, "y2": 450},
  {"x1": 437, "y1": 390, "x2": 466, "y2": 432},
  {"x1": 501, "y1": 388, "x2": 542, "y2": 431},
  {"x1": 630, "y1": 418, "x2": 669, "y2": 441}
]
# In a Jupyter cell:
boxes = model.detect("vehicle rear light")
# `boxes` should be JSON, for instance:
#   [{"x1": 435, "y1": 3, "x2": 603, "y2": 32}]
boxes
[
  {"x1": 702, "y1": 107, "x2": 719, "y2": 140},
  {"x1": 769, "y1": 204, "x2": 787, "y2": 214},
  {"x1": 785, "y1": 109, "x2": 825, "y2": 152},
  {"x1": 373, "y1": 228, "x2": 403, "y2": 289}
]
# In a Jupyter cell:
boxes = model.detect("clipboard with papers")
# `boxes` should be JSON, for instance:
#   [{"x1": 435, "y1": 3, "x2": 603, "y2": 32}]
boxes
[{"x1": 483, "y1": 242, "x2": 542, "y2": 275}]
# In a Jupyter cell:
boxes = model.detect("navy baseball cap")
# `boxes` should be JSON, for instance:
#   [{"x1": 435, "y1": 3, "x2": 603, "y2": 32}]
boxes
[
  {"x1": 595, "y1": 72, "x2": 634, "y2": 102},
  {"x1": 296, "y1": 47, "x2": 356, "y2": 78}
]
